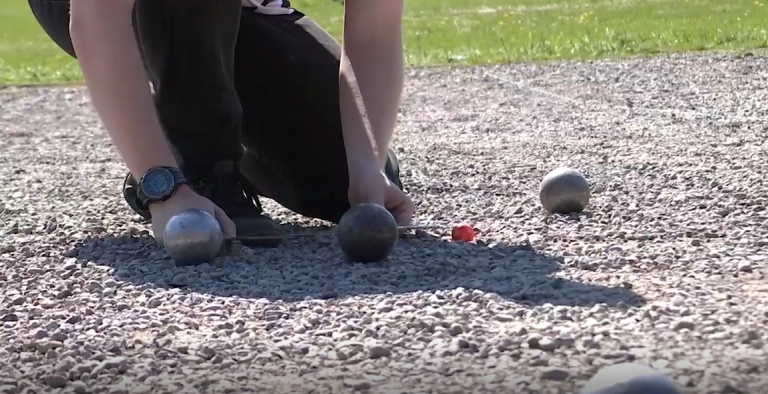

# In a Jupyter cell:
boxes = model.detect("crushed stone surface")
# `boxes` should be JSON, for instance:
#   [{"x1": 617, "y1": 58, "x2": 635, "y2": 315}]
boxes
[{"x1": 1, "y1": 50, "x2": 767, "y2": 393}]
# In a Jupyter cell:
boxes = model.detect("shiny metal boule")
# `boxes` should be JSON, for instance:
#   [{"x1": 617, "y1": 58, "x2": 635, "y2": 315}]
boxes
[
  {"x1": 539, "y1": 167, "x2": 591, "y2": 214},
  {"x1": 581, "y1": 362, "x2": 680, "y2": 394},
  {"x1": 163, "y1": 208, "x2": 224, "y2": 266},
  {"x1": 337, "y1": 203, "x2": 399, "y2": 263}
]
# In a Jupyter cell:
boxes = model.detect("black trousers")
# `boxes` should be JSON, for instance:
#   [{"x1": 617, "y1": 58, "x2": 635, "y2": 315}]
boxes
[{"x1": 28, "y1": 0, "x2": 402, "y2": 223}]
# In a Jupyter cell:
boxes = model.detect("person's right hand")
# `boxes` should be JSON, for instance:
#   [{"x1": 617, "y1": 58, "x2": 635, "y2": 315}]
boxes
[{"x1": 148, "y1": 185, "x2": 237, "y2": 244}]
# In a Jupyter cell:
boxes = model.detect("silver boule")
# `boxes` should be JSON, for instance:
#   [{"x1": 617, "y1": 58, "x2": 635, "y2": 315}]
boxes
[
  {"x1": 163, "y1": 208, "x2": 224, "y2": 266},
  {"x1": 581, "y1": 362, "x2": 680, "y2": 394},
  {"x1": 539, "y1": 167, "x2": 591, "y2": 214}
]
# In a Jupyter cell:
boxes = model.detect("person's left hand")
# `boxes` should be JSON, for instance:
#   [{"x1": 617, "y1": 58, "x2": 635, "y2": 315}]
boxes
[{"x1": 348, "y1": 168, "x2": 414, "y2": 225}]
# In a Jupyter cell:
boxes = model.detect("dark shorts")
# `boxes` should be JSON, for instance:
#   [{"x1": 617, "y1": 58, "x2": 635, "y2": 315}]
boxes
[{"x1": 27, "y1": 0, "x2": 402, "y2": 223}]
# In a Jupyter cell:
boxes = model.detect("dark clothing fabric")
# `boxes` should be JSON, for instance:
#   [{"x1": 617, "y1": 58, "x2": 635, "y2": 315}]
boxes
[{"x1": 27, "y1": 0, "x2": 402, "y2": 223}]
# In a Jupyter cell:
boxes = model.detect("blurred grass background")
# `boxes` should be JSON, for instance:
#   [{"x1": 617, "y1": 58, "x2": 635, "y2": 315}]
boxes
[{"x1": 1, "y1": 0, "x2": 767, "y2": 85}]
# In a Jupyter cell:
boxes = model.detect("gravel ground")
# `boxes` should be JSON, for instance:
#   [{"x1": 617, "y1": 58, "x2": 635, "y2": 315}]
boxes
[{"x1": 1, "y1": 50, "x2": 767, "y2": 394}]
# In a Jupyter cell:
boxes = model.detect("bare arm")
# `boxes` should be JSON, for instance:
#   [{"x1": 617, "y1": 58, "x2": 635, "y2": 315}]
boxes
[
  {"x1": 339, "y1": 0, "x2": 405, "y2": 175},
  {"x1": 69, "y1": 0, "x2": 179, "y2": 178}
]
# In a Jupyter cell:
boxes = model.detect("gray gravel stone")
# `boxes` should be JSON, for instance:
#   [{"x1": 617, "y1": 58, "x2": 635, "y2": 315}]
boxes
[{"x1": 42, "y1": 374, "x2": 67, "y2": 388}]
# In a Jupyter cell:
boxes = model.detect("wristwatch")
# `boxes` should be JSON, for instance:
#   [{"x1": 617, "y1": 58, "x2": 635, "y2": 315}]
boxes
[{"x1": 135, "y1": 166, "x2": 187, "y2": 210}]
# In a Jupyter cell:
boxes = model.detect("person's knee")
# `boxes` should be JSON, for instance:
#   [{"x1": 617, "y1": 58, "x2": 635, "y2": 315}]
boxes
[{"x1": 28, "y1": 0, "x2": 77, "y2": 58}]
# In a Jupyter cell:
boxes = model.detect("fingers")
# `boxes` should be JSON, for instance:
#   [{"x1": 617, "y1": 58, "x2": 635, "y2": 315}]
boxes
[
  {"x1": 395, "y1": 202, "x2": 415, "y2": 226},
  {"x1": 366, "y1": 193, "x2": 386, "y2": 208},
  {"x1": 387, "y1": 194, "x2": 415, "y2": 226},
  {"x1": 348, "y1": 180, "x2": 413, "y2": 225},
  {"x1": 348, "y1": 192, "x2": 385, "y2": 210},
  {"x1": 151, "y1": 215, "x2": 168, "y2": 244},
  {"x1": 153, "y1": 226, "x2": 164, "y2": 244},
  {"x1": 213, "y1": 206, "x2": 237, "y2": 238}
]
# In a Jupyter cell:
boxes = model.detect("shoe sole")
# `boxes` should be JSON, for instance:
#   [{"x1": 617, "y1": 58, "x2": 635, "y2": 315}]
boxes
[{"x1": 238, "y1": 236, "x2": 282, "y2": 248}]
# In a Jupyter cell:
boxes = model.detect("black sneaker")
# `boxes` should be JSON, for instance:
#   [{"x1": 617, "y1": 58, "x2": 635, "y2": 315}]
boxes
[
  {"x1": 385, "y1": 148, "x2": 403, "y2": 190},
  {"x1": 122, "y1": 161, "x2": 283, "y2": 247}
]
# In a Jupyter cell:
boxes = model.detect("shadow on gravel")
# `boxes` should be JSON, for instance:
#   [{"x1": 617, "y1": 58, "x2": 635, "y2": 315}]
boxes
[{"x1": 65, "y1": 224, "x2": 645, "y2": 308}]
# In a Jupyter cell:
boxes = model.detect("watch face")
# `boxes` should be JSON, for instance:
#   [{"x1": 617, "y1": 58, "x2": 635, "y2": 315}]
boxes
[{"x1": 140, "y1": 168, "x2": 175, "y2": 200}]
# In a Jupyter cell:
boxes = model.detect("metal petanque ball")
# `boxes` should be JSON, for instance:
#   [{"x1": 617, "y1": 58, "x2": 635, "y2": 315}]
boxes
[
  {"x1": 163, "y1": 208, "x2": 224, "y2": 266},
  {"x1": 539, "y1": 167, "x2": 591, "y2": 214},
  {"x1": 337, "y1": 203, "x2": 399, "y2": 263},
  {"x1": 581, "y1": 362, "x2": 681, "y2": 394}
]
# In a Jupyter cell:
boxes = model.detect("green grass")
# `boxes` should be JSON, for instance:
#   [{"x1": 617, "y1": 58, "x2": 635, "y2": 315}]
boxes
[
  {"x1": 2, "y1": 0, "x2": 768, "y2": 85},
  {"x1": 0, "y1": 0, "x2": 82, "y2": 84}
]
